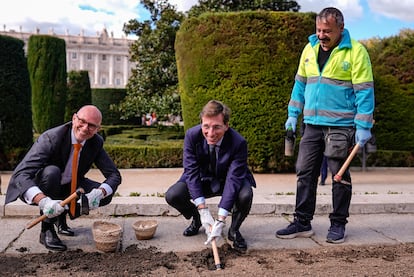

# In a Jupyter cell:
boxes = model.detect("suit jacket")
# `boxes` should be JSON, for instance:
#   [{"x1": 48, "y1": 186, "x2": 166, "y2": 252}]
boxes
[
  {"x1": 6, "y1": 122, "x2": 121, "y2": 204},
  {"x1": 178, "y1": 124, "x2": 256, "y2": 211}
]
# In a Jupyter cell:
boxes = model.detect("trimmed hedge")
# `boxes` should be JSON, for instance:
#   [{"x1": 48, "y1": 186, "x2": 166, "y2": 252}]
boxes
[
  {"x1": 92, "y1": 88, "x2": 141, "y2": 125},
  {"x1": 104, "y1": 145, "x2": 183, "y2": 168},
  {"x1": 176, "y1": 11, "x2": 315, "y2": 172}
]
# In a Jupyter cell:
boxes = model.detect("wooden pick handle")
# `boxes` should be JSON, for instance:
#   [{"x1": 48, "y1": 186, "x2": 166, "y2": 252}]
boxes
[
  {"x1": 211, "y1": 238, "x2": 222, "y2": 270},
  {"x1": 26, "y1": 189, "x2": 83, "y2": 229},
  {"x1": 333, "y1": 144, "x2": 360, "y2": 183}
]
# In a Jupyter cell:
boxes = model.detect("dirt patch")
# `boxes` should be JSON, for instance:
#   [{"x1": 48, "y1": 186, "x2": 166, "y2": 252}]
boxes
[{"x1": 1, "y1": 243, "x2": 414, "y2": 276}]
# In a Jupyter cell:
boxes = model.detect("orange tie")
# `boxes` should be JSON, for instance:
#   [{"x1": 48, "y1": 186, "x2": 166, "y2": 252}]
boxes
[{"x1": 70, "y1": 143, "x2": 82, "y2": 217}]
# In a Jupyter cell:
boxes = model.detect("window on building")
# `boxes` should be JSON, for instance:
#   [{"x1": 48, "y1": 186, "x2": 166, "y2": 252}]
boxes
[
  {"x1": 101, "y1": 77, "x2": 106, "y2": 85},
  {"x1": 116, "y1": 55, "x2": 122, "y2": 62},
  {"x1": 102, "y1": 54, "x2": 107, "y2": 61},
  {"x1": 72, "y1": 52, "x2": 77, "y2": 59},
  {"x1": 115, "y1": 78, "x2": 121, "y2": 86},
  {"x1": 87, "y1": 53, "x2": 92, "y2": 60}
]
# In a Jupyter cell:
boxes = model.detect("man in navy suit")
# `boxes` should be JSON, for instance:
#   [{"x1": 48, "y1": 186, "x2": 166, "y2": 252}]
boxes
[
  {"x1": 165, "y1": 100, "x2": 256, "y2": 251},
  {"x1": 6, "y1": 105, "x2": 121, "y2": 251}
]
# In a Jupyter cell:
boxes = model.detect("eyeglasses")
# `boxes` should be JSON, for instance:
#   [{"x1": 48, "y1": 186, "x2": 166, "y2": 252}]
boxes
[
  {"x1": 202, "y1": 124, "x2": 225, "y2": 131},
  {"x1": 75, "y1": 114, "x2": 100, "y2": 131}
]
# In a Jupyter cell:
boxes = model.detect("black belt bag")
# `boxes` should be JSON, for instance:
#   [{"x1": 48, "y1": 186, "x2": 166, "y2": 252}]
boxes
[{"x1": 324, "y1": 127, "x2": 355, "y2": 159}]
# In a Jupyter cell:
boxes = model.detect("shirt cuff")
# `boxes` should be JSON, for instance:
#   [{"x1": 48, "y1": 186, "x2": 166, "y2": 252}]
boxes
[
  {"x1": 218, "y1": 208, "x2": 229, "y2": 217},
  {"x1": 24, "y1": 186, "x2": 43, "y2": 204},
  {"x1": 194, "y1": 197, "x2": 205, "y2": 207},
  {"x1": 100, "y1": 183, "x2": 113, "y2": 197}
]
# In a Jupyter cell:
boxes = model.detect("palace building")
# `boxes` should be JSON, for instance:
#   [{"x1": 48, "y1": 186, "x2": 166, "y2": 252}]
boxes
[{"x1": 0, "y1": 27, "x2": 136, "y2": 89}]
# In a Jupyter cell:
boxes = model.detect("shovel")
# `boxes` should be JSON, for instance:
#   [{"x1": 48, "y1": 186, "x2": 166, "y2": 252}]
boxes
[{"x1": 26, "y1": 188, "x2": 85, "y2": 229}]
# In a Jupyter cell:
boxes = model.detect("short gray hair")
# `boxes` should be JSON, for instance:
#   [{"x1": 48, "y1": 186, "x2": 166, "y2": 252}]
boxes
[{"x1": 317, "y1": 7, "x2": 344, "y2": 27}]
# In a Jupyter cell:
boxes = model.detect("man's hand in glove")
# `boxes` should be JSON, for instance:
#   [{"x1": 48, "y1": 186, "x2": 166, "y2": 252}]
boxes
[
  {"x1": 199, "y1": 208, "x2": 215, "y2": 236},
  {"x1": 285, "y1": 116, "x2": 297, "y2": 132},
  {"x1": 38, "y1": 197, "x2": 65, "y2": 218},
  {"x1": 85, "y1": 188, "x2": 104, "y2": 209},
  {"x1": 205, "y1": 219, "x2": 225, "y2": 245},
  {"x1": 356, "y1": 128, "x2": 372, "y2": 147}
]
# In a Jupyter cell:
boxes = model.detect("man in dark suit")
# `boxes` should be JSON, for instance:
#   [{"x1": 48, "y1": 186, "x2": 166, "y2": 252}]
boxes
[
  {"x1": 165, "y1": 100, "x2": 255, "y2": 251},
  {"x1": 6, "y1": 105, "x2": 121, "y2": 251}
]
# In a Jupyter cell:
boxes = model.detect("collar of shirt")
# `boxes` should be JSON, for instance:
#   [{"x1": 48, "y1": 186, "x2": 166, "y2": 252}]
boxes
[{"x1": 71, "y1": 130, "x2": 85, "y2": 146}]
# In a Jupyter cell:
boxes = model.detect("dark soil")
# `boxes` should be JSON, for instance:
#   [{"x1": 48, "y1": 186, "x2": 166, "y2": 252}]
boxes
[{"x1": 1, "y1": 243, "x2": 414, "y2": 276}]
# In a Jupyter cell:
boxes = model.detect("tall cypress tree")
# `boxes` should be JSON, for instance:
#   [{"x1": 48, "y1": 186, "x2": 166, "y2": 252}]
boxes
[
  {"x1": 0, "y1": 35, "x2": 33, "y2": 169},
  {"x1": 65, "y1": 70, "x2": 92, "y2": 122},
  {"x1": 27, "y1": 35, "x2": 67, "y2": 133}
]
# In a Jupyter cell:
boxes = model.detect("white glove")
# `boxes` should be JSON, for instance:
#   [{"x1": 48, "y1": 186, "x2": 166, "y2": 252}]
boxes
[
  {"x1": 199, "y1": 208, "x2": 215, "y2": 236},
  {"x1": 38, "y1": 197, "x2": 65, "y2": 218},
  {"x1": 205, "y1": 220, "x2": 225, "y2": 245},
  {"x1": 86, "y1": 188, "x2": 104, "y2": 210}
]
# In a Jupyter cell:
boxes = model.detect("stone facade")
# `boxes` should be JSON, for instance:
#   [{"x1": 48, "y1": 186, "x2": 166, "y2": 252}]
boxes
[{"x1": 0, "y1": 28, "x2": 135, "y2": 89}]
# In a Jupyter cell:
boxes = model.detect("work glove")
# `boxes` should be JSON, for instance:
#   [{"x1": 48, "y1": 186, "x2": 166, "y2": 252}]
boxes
[
  {"x1": 356, "y1": 128, "x2": 372, "y2": 147},
  {"x1": 38, "y1": 197, "x2": 65, "y2": 218},
  {"x1": 205, "y1": 219, "x2": 225, "y2": 245},
  {"x1": 199, "y1": 208, "x2": 215, "y2": 236},
  {"x1": 285, "y1": 116, "x2": 297, "y2": 132},
  {"x1": 86, "y1": 188, "x2": 104, "y2": 210}
]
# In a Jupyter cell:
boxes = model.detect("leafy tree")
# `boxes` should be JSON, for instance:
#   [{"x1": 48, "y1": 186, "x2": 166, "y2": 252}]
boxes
[
  {"x1": 119, "y1": 0, "x2": 184, "y2": 121},
  {"x1": 188, "y1": 0, "x2": 300, "y2": 17}
]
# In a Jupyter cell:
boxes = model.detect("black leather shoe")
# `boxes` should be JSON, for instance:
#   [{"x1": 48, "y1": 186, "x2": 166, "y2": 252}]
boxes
[
  {"x1": 228, "y1": 229, "x2": 247, "y2": 251},
  {"x1": 56, "y1": 218, "x2": 75, "y2": 237},
  {"x1": 57, "y1": 224, "x2": 75, "y2": 236},
  {"x1": 39, "y1": 229, "x2": 67, "y2": 251},
  {"x1": 183, "y1": 218, "x2": 202, "y2": 236}
]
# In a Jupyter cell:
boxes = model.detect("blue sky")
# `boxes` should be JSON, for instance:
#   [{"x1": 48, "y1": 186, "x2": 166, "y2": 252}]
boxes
[{"x1": 1, "y1": 0, "x2": 413, "y2": 40}]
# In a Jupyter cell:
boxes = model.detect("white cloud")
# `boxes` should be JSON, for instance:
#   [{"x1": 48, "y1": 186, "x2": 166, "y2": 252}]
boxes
[
  {"x1": 0, "y1": 0, "x2": 140, "y2": 38},
  {"x1": 296, "y1": 0, "x2": 364, "y2": 23},
  {"x1": 169, "y1": 0, "x2": 199, "y2": 12},
  {"x1": 368, "y1": 0, "x2": 414, "y2": 22},
  {"x1": 1, "y1": 0, "x2": 412, "y2": 40}
]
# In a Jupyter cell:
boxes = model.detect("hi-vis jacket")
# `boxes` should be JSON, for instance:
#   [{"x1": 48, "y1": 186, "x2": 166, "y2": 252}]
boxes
[{"x1": 288, "y1": 29, "x2": 375, "y2": 130}]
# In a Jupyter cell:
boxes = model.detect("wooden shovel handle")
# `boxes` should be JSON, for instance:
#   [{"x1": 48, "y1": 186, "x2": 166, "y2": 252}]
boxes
[{"x1": 26, "y1": 190, "x2": 82, "y2": 229}]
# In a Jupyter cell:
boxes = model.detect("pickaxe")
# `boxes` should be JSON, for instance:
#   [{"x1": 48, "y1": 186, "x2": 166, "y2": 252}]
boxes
[
  {"x1": 334, "y1": 144, "x2": 360, "y2": 183},
  {"x1": 26, "y1": 188, "x2": 88, "y2": 229}
]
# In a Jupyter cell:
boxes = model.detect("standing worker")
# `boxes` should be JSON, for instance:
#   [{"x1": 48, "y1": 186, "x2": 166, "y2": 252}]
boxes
[
  {"x1": 276, "y1": 7, "x2": 375, "y2": 244},
  {"x1": 165, "y1": 100, "x2": 256, "y2": 251},
  {"x1": 6, "y1": 105, "x2": 121, "y2": 251}
]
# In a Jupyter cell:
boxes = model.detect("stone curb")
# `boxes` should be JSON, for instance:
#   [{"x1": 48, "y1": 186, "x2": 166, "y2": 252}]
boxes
[{"x1": 2, "y1": 194, "x2": 414, "y2": 218}]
